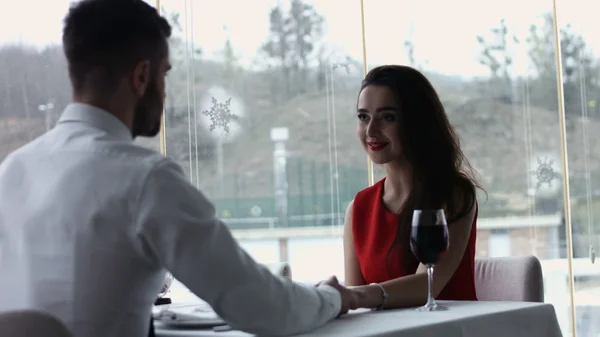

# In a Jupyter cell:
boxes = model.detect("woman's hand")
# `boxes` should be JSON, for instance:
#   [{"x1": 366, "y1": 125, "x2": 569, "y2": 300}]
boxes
[
  {"x1": 351, "y1": 284, "x2": 388, "y2": 309},
  {"x1": 316, "y1": 277, "x2": 382, "y2": 310},
  {"x1": 315, "y1": 276, "x2": 360, "y2": 316}
]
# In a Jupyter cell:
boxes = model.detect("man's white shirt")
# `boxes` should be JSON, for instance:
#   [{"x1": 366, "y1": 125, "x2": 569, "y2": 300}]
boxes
[{"x1": 0, "y1": 103, "x2": 341, "y2": 337}]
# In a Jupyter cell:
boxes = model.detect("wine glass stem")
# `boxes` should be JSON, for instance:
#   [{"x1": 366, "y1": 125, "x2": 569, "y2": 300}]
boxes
[{"x1": 426, "y1": 264, "x2": 435, "y2": 307}]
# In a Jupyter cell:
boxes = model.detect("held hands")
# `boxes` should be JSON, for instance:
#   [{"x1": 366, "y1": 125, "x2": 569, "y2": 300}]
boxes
[{"x1": 315, "y1": 276, "x2": 359, "y2": 317}]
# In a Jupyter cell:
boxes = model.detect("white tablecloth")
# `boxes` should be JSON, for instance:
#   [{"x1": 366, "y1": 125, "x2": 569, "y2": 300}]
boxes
[{"x1": 156, "y1": 301, "x2": 563, "y2": 337}]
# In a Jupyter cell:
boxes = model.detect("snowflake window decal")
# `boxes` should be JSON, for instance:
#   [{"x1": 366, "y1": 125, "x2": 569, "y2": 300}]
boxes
[
  {"x1": 531, "y1": 156, "x2": 560, "y2": 188},
  {"x1": 201, "y1": 97, "x2": 239, "y2": 134}
]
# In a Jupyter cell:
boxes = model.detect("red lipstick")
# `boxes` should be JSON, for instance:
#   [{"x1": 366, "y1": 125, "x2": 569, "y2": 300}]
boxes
[{"x1": 367, "y1": 142, "x2": 388, "y2": 151}]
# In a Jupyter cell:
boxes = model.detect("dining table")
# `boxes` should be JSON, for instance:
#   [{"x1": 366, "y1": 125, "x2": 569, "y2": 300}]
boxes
[{"x1": 155, "y1": 300, "x2": 563, "y2": 337}]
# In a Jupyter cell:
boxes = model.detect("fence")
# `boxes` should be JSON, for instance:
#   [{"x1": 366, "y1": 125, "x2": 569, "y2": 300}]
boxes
[
  {"x1": 208, "y1": 157, "x2": 550, "y2": 226},
  {"x1": 218, "y1": 212, "x2": 345, "y2": 230}
]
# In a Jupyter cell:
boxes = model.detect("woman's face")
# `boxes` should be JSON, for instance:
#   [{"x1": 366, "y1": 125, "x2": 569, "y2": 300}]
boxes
[{"x1": 356, "y1": 85, "x2": 403, "y2": 164}]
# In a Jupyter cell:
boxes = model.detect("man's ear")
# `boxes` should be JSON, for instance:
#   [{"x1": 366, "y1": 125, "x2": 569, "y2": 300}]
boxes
[{"x1": 131, "y1": 60, "x2": 151, "y2": 98}]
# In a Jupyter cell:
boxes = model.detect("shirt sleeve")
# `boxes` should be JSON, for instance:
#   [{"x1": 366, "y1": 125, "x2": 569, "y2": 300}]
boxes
[{"x1": 134, "y1": 158, "x2": 341, "y2": 336}]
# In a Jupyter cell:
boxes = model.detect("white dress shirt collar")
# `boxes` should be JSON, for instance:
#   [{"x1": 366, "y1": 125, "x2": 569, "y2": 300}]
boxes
[{"x1": 58, "y1": 103, "x2": 133, "y2": 141}]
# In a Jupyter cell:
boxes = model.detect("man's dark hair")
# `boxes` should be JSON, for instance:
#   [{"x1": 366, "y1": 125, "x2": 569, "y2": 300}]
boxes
[{"x1": 62, "y1": 0, "x2": 172, "y2": 95}]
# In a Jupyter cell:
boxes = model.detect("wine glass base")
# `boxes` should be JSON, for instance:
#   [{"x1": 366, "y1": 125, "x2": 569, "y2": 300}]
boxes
[{"x1": 415, "y1": 303, "x2": 448, "y2": 311}]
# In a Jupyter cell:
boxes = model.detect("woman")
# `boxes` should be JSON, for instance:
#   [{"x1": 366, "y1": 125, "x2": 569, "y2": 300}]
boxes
[{"x1": 344, "y1": 65, "x2": 483, "y2": 310}]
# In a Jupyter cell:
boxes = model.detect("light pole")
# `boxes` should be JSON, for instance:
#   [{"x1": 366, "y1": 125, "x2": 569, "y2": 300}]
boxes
[
  {"x1": 216, "y1": 134, "x2": 225, "y2": 197},
  {"x1": 37, "y1": 102, "x2": 55, "y2": 131},
  {"x1": 271, "y1": 127, "x2": 289, "y2": 228}
]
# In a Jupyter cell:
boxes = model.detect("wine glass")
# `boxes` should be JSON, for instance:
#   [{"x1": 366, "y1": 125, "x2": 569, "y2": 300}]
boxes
[{"x1": 410, "y1": 209, "x2": 449, "y2": 311}]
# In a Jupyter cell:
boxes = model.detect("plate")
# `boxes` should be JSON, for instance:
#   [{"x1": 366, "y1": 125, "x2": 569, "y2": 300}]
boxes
[
  {"x1": 153, "y1": 303, "x2": 227, "y2": 328},
  {"x1": 156, "y1": 317, "x2": 227, "y2": 329}
]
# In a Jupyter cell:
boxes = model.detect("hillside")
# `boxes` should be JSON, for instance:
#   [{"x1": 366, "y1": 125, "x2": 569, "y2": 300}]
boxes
[
  {"x1": 3, "y1": 67, "x2": 599, "y2": 219},
  {"x1": 164, "y1": 81, "x2": 600, "y2": 205}
]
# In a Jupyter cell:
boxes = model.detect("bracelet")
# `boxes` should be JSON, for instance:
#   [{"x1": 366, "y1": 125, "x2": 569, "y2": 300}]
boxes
[{"x1": 370, "y1": 283, "x2": 388, "y2": 311}]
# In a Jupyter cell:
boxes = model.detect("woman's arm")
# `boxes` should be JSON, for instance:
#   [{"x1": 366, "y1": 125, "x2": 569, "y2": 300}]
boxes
[
  {"x1": 343, "y1": 200, "x2": 367, "y2": 286},
  {"x1": 352, "y1": 202, "x2": 477, "y2": 309}
]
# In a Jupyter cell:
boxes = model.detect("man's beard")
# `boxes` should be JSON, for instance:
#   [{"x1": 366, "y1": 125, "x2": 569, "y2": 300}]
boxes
[{"x1": 131, "y1": 79, "x2": 163, "y2": 138}]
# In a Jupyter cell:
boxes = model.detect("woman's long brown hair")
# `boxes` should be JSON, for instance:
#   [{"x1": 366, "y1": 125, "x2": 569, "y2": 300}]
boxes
[{"x1": 359, "y1": 65, "x2": 484, "y2": 274}]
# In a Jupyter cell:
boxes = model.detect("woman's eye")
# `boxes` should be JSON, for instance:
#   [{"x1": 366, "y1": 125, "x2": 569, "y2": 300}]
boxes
[
  {"x1": 357, "y1": 113, "x2": 369, "y2": 121},
  {"x1": 382, "y1": 115, "x2": 395, "y2": 122}
]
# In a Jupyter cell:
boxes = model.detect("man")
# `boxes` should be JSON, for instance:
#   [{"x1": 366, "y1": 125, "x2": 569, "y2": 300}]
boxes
[{"x1": 0, "y1": 0, "x2": 357, "y2": 336}]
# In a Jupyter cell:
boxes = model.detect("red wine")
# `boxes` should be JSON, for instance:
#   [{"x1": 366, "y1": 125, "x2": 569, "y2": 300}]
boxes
[{"x1": 410, "y1": 225, "x2": 449, "y2": 265}]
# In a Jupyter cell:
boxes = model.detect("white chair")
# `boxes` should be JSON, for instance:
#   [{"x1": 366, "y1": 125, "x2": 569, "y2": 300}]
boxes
[
  {"x1": 475, "y1": 256, "x2": 544, "y2": 302},
  {"x1": 0, "y1": 310, "x2": 73, "y2": 337}
]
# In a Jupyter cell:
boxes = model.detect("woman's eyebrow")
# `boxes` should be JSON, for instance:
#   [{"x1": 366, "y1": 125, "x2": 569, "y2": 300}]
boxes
[{"x1": 357, "y1": 106, "x2": 398, "y2": 113}]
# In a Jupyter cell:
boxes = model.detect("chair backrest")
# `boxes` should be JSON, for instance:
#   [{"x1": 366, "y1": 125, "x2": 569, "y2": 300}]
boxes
[
  {"x1": 475, "y1": 256, "x2": 544, "y2": 302},
  {"x1": 0, "y1": 310, "x2": 73, "y2": 337}
]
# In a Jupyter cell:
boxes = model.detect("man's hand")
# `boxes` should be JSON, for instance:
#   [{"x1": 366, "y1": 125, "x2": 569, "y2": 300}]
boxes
[{"x1": 315, "y1": 276, "x2": 359, "y2": 317}]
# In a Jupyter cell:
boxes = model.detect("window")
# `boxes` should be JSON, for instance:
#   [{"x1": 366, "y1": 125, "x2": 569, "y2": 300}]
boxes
[
  {"x1": 160, "y1": 0, "x2": 365, "y2": 285},
  {"x1": 0, "y1": 0, "x2": 71, "y2": 160},
  {"x1": 3, "y1": 0, "x2": 599, "y2": 335},
  {"x1": 363, "y1": 1, "x2": 599, "y2": 335}
]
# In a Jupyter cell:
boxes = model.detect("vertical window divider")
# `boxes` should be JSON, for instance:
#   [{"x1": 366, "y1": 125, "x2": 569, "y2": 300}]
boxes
[
  {"x1": 359, "y1": 0, "x2": 374, "y2": 187},
  {"x1": 156, "y1": 0, "x2": 167, "y2": 157},
  {"x1": 551, "y1": 0, "x2": 577, "y2": 335}
]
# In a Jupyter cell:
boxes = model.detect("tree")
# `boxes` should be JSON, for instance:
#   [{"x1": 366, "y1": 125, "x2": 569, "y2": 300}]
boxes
[
  {"x1": 262, "y1": 6, "x2": 291, "y2": 100},
  {"x1": 476, "y1": 19, "x2": 519, "y2": 101},
  {"x1": 0, "y1": 44, "x2": 69, "y2": 120},
  {"x1": 288, "y1": 0, "x2": 324, "y2": 93},
  {"x1": 261, "y1": 0, "x2": 325, "y2": 99},
  {"x1": 314, "y1": 45, "x2": 359, "y2": 93},
  {"x1": 0, "y1": 44, "x2": 71, "y2": 160},
  {"x1": 160, "y1": 7, "x2": 203, "y2": 113},
  {"x1": 526, "y1": 13, "x2": 600, "y2": 117},
  {"x1": 221, "y1": 26, "x2": 239, "y2": 89},
  {"x1": 403, "y1": 24, "x2": 428, "y2": 70},
  {"x1": 404, "y1": 39, "x2": 416, "y2": 68}
]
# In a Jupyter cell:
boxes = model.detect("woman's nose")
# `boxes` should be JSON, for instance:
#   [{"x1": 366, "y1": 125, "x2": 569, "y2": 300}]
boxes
[{"x1": 365, "y1": 120, "x2": 380, "y2": 137}]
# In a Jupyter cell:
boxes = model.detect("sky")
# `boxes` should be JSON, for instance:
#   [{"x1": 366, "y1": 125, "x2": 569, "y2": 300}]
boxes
[{"x1": 1, "y1": 0, "x2": 600, "y2": 77}]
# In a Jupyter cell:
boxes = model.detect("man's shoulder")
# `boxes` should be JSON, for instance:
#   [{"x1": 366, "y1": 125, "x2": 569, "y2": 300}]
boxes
[
  {"x1": 115, "y1": 144, "x2": 182, "y2": 178},
  {"x1": 3, "y1": 135, "x2": 177, "y2": 178},
  {"x1": 122, "y1": 143, "x2": 168, "y2": 166},
  {"x1": 0, "y1": 135, "x2": 46, "y2": 168}
]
